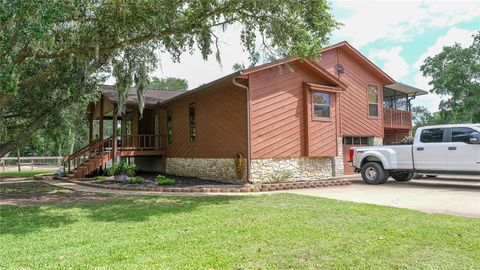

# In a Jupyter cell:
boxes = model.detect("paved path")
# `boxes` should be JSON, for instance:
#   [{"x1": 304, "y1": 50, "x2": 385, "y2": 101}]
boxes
[{"x1": 288, "y1": 174, "x2": 480, "y2": 218}]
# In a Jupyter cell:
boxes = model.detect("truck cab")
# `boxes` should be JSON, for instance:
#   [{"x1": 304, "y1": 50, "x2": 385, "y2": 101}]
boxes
[{"x1": 350, "y1": 124, "x2": 480, "y2": 184}]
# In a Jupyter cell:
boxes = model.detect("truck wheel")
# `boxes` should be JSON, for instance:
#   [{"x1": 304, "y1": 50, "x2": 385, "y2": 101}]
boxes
[
  {"x1": 361, "y1": 162, "x2": 389, "y2": 185},
  {"x1": 392, "y1": 172, "x2": 413, "y2": 182}
]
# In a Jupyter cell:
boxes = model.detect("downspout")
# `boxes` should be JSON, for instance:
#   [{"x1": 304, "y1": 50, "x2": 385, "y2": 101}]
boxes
[{"x1": 232, "y1": 76, "x2": 252, "y2": 183}]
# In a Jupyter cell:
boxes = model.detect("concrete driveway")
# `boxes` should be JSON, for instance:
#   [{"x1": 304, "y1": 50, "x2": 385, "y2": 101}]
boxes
[{"x1": 290, "y1": 174, "x2": 480, "y2": 218}]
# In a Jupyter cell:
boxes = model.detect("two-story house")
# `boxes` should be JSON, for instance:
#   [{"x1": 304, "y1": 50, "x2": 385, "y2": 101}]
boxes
[{"x1": 65, "y1": 41, "x2": 426, "y2": 183}]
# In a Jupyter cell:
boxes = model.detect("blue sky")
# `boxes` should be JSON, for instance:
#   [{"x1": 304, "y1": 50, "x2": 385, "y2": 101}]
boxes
[{"x1": 132, "y1": 0, "x2": 479, "y2": 112}]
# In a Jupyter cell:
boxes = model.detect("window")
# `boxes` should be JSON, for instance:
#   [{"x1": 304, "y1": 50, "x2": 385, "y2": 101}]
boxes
[
  {"x1": 188, "y1": 103, "x2": 196, "y2": 144},
  {"x1": 312, "y1": 92, "x2": 330, "y2": 119},
  {"x1": 452, "y1": 127, "x2": 477, "y2": 144},
  {"x1": 166, "y1": 109, "x2": 172, "y2": 145},
  {"x1": 420, "y1": 128, "x2": 444, "y2": 143},
  {"x1": 342, "y1": 136, "x2": 372, "y2": 146},
  {"x1": 367, "y1": 85, "x2": 379, "y2": 117}
]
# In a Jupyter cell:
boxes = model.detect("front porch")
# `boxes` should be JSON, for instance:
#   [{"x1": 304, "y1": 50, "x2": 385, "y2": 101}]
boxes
[{"x1": 64, "y1": 86, "x2": 178, "y2": 178}]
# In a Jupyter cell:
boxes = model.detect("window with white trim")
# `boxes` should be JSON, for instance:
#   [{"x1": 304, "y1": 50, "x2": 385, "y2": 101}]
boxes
[
  {"x1": 367, "y1": 85, "x2": 379, "y2": 117},
  {"x1": 312, "y1": 92, "x2": 330, "y2": 119}
]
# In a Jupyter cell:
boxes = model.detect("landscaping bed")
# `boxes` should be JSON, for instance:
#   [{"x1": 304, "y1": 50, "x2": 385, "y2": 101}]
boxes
[{"x1": 90, "y1": 173, "x2": 242, "y2": 189}]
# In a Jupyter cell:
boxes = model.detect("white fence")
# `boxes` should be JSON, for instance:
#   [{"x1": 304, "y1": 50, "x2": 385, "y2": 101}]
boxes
[{"x1": 0, "y1": 156, "x2": 63, "y2": 172}]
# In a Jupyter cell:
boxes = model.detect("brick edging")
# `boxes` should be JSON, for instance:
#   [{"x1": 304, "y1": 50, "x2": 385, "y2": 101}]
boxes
[{"x1": 34, "y1": 174, "x2": 351, "y2": 193}]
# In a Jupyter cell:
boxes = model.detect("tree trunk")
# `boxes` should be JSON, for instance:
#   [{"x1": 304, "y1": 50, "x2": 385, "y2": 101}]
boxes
[
  {"x1": 69, "y1": 128, "x2": 75, "y2": 155},
  {"x1": 17, "y1": 148, "x2": 21, "y2": 172}
]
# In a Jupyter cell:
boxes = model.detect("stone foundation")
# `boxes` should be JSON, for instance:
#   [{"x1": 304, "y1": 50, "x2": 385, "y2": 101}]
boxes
[
  {"x1": 334, "y1": 137, "x2": 344, "y2": 176},
  {"x1": 250, "y1": 157, "x2": 336, "y2": 183},
  {"x1": 374, "y1": 137, "x2": 384, "y2": 146},
  {"x1": 166, "y1": 158, "x2": 246, "y2": 184}
]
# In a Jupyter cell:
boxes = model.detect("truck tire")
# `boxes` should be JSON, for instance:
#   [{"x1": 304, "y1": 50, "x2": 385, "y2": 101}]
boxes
[
  {"x1": 392, "y1": 172, "x2": 413, "y2": 182},
  {"x1": 361, "y1": 162, "x2": 389, "y2": 185}
]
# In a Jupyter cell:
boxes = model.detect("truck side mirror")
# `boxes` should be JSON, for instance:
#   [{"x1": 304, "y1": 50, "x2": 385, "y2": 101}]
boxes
[{"x1": 470, "y1": 132, "x2": 480, "y2": 144}]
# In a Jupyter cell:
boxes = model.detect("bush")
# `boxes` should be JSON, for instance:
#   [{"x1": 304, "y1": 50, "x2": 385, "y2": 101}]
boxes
[
  {"x1": 128, "y1": 176, "x2": 144, "y2": 184},
  {"x1": 94, "y1": 176, "x2": 109, "y2": 181},
  {"x1": 156, "y1": 175, "x2": 175, "y2": 185},
  {"x1": 107, "y1": 162, "x2": 135, "y2": 177}
]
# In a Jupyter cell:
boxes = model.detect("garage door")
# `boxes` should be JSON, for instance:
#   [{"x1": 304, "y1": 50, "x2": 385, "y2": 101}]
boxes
[{"x1": 342, "y1": 137, "x2": 372, "y2": 174}]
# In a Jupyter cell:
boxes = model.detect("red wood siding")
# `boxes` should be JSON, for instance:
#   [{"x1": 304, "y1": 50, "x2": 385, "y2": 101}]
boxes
[
  {"x1": 161, "y1": 80, "x2": 248, "y2": 158},
  {"x1": 248, "y1": 62, "x2": 337, "y2": 158},
  {"x1": 318, "y1": 49, "x2": 384, "y2": 138}
]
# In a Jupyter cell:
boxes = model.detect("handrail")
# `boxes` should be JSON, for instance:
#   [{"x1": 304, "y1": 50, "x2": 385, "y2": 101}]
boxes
[
  {"x1": 64, "y1": 136, "x2": 113, "y2": 173},
  {"x1": 62, "y1": 138, "x2": 101, "y2": 162}
]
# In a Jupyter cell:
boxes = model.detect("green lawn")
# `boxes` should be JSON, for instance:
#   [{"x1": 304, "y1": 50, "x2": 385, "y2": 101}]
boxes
[
  {"x1": 0, "y1": 170, "x2": 54, "y2": 178},
  {"x1": 1, "y1": 182, "x2": 479, "y2": 269}
]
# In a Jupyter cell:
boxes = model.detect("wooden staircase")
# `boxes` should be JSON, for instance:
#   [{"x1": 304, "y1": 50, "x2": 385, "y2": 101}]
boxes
[{"x1": 63, "y1": 137, "x2": 114, "y2": 178}]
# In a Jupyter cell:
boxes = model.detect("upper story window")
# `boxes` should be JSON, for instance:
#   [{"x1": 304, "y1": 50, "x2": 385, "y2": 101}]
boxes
[
  {"x1": 420, "y1": 128, "x2": 444, "y2": 143},
  {"x1": 367, "y1": 85, "x2": 379, "y2": 117},
  {"x1": 312, "y1": 92, "x2": 330, "y2": 119},
  {"x1": 189, "y1": 103, "x2": 196, "y2": 144},
  {"x1": 166, "y1": 109, "x2": 172, "y2": 145}
]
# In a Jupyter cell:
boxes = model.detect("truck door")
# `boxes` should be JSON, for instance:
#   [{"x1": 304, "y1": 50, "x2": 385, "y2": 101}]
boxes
[
  {"x1": 414, "y1": 128, "x2": 447, "y2": 170},
  {"x1": 447, "y1": 127, "x2": 480, "y2": 172}
]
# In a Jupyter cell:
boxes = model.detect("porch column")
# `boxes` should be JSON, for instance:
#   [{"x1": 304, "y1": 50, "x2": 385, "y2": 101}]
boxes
[
  {"x1": 99, "y1": 96, "x2": 104, "y2": 140},
  {"x1": 131, "y1": 109, "x2": 139, "y2": 148},
  {"x1": 112, "y1": 104, "x2": 117, "y2": 164},
  {"x1": 88, "y1": 114, "x2": 93, "y2": 142}
]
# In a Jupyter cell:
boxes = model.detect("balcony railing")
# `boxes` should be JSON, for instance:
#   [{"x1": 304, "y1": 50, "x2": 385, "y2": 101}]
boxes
[
  {"x1": 118, "y1": 134, "x2": 165, "y2": 151},
  {"x1": 384, "y1": 108, "x2": 412, "y2": 129}
]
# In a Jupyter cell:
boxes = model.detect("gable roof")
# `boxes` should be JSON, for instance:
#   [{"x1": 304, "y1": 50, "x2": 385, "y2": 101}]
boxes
[
  {"x1": 323, "y1": 41, "x2": 396, "y2": 85},
  {"x1": 101, "y1": 85, "x2": 184, "y2": 106},
  {"x1": 241, "y1": 57, "x2": 348, "y2": 89}
]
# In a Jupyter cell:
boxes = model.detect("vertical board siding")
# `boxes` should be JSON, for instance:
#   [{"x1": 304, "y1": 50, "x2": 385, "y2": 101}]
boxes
[
  {"x1": 162, "y1": 80, "x2": 248, "y2": 158},
  {"x1": 249, "y1": 62, "x2": 337, "y2": 158},
  {"x1": 318, "y1": 49, "x2": 384, "y2": 138}
]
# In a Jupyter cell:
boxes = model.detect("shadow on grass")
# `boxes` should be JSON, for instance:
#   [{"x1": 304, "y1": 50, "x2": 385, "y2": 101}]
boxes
[{"x1": 0, "y1": 183, "x2": 248, "y2": 235}]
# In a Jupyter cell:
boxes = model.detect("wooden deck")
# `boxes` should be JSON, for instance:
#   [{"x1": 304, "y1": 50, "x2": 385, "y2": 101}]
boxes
[
  {"x1": 384, "y1": 108, "x2": 412, "y2": 130},
  {"x1": 64, "y1": 134, "x2": 165, "y2": 178}
]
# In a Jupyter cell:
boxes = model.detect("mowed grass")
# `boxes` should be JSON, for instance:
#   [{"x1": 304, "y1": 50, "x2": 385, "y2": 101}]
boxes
[
  {"x1": 0, "y1": 170, "x2": 54, "y2": 178},
  {"x1": 1, "y1": 182, "x2": 479, "y2": 269}
]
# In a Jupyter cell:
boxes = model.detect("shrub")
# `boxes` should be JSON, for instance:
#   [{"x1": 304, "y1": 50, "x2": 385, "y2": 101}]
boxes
[
  {"x1": 94, "y1": 176, "x2": 109, "y2": 181},
  {"x1": 107, "y1": 162, "x2": 135, "y2": 177},
  {"x1": 156, "y1": 175, "x2": 175, "y2": 185},
  {"x1": 128, "y1": 176, "x2": 144, "y2": 184}
]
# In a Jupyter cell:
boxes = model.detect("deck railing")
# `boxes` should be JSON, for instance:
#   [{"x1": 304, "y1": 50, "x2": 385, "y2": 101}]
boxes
[
  {"x1": 384, "y1": 108, "x2": 412, "y2": 129},
  {"x1": 64, "y1": 136, "x2": 113, "y2": 173},
  {"x1": 118, "y1": 134, "x2": 165, "y2": 151}
]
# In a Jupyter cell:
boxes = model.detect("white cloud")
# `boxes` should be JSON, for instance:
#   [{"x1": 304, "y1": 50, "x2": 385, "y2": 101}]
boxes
[
  {"x1": 413, "y1": 28, "x2": 476, "y2": 68},
  {"x1": 411, "y1": 27, "x2": 476, "y2": 112},
  {"x1": 332, "y1": 0, "x2": 480, "y2": 48},
  {"x1": 368, "y1": 46, "x2": 409, "y2": 80}
]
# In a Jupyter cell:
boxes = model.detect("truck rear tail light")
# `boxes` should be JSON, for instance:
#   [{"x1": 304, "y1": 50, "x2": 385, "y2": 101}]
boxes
[{"x1": 349, "y1": 148, "x2": 354, "y2": 161}]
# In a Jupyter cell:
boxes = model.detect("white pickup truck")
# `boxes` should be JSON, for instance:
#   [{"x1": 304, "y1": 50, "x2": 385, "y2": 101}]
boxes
[{"x1": 350, "y1": 124, "x2": 480, "y2": 184}]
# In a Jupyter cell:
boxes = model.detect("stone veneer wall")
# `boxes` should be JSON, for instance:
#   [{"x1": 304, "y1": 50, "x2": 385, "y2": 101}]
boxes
[
  {"x1": 166, "y1": 158, "x2": 246, "y2": 184},
  {"x1": 334, "y1": 137, "x2": 344, "y2": 176},
  {"x1": 250, "y1": 157, "x2": 336, "y2": 183},
  {"x1": 374, "y1": 137, "x2": 384, "y2": 146}
]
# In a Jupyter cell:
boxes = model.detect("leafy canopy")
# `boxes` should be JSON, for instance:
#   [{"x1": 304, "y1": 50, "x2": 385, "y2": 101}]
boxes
[
  {"x1": 421, "y1": 32, "x2": 480, "y2": 123},
  {"x1": 148, "y1": 77, "x2": 188, "y2": 91},
  {"x1": 0, "y1": 0, "x2": 338, "y2": 157}
]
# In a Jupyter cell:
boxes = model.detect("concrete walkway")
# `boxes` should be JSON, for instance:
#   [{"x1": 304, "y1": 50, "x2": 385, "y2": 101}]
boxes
[{"x1": 288, "y1": 175, "x2": 480, "y2": 218}]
